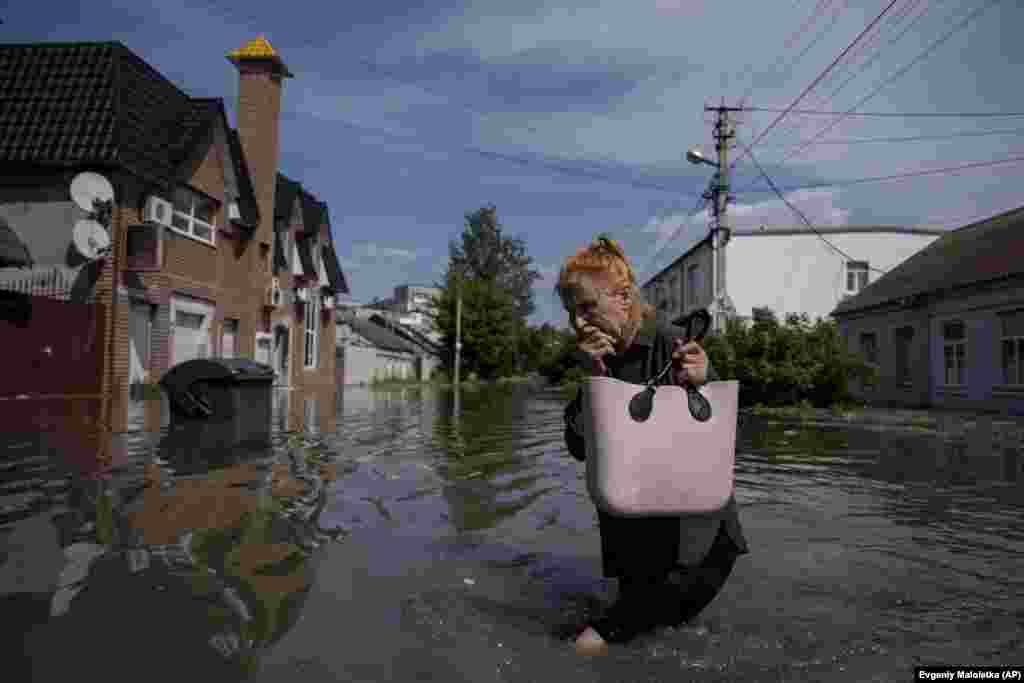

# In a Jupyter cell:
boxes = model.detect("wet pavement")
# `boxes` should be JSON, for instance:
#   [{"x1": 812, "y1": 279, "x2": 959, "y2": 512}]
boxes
[{"x1": 2, "y1": 383, "x2": 1022, "y2": 682}]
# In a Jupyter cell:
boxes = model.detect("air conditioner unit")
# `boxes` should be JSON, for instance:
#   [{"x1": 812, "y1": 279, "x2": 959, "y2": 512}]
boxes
[
  {"x1": 228, "y1": 201, "x2": 242, "y2": 222},
  {"x1": 295, "y1": 286, "x2": 309, "y2": 303},
  {"x1": 143, "y1": 196, "x2": 173, "y2": 226}
]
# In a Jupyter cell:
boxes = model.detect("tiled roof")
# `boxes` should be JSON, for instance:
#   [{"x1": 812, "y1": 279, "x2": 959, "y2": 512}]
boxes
[
  {"x1": 832, "y1": 206, "x2": 1024, "y2": 316},
  {"x1": 300, "y1": 189, "x2": 322, "y2": 236},
  {"x1": 0, "y1": 42, "x2": 119, "y2": 168},
  {"x1": 348, "y1": 316, "x2": 420, "y2": 354},
  {"x1": 296, "y1": 234, "x2": 316, "y2": 278},
  {"x1": 225, "y1": 35, "x2": 293, "y2": 78},
  {"x1": 227, "y1": 35, "x2": 280, "y2": 61},
  {"x1": 322, "y1": 243, "x2": 349, "y2": 294},
  {"x1": 0, "y1": 40, "x2": 263, "y2": 228},
  {"x1": 169, "y1": 98, "x2": 219, "y2": 168},
  {"x1": 225, "y1": 126, "x2": 260, "y2": 228},
  {"x1": 274, "y1": 174, "x2": 299, "y2": 221}
]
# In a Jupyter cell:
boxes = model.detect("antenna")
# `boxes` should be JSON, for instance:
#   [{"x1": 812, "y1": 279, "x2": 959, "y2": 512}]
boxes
[
  {"x1": 68, "y1": 172, "x2": 114, "y2": 261},
  {"x1": 72, "y1": 219, "x2": 111, "y2": 261},
  {"x1": 70, "y1": 172, "x2": 115, "y2": 214}
]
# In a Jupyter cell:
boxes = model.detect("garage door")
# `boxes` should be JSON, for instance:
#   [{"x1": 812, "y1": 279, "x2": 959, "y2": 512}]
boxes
[{"x1": 171, "y1": 297, "x2": 213, "y2": 366}]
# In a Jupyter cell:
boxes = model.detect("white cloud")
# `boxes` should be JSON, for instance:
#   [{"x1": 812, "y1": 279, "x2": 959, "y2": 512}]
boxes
[
  {"x1": 729, "y1": 188, "x2": 851, "y2": 229},
  {"x1": 637, "y1": 188, "x2": 850, "y2": 276},
  {"x1": 340, "y1": 242, "x2": 420, "y2": 272}
]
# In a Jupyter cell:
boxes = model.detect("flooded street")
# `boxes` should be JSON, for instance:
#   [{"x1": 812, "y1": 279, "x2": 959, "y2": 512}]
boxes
[{"x1": 3, "y1": 383, "x2": 1023, "y2": 682}]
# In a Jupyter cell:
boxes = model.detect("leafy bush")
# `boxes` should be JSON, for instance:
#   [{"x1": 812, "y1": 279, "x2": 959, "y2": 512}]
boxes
[{"x1": 703, "y1": 312, "x2": 875, "y2": 408}]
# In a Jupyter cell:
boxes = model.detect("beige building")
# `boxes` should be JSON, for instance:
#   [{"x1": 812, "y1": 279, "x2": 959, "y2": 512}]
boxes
[{"x1": 832, "y1": 207, "x2": 1024, "y2": 415}]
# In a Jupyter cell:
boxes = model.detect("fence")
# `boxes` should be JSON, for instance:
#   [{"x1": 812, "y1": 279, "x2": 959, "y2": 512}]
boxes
[{"x1": 0, "y1": 265, "x2": 80, "y2": 301}]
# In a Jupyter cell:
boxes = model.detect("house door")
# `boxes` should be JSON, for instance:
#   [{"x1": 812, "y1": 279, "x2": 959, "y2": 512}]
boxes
[
  {"x1": 129, "y1": 301, "x2": 154, "y2": 387},
  {"x1": 170, "y1": 296, "x2": 213, "y2": 366},
  {"x1": 273, "y1": 325, "x2": 290, "y2": 386},
  {"x1": 255, "y1": 333, "x2": 272, "y2": 366},
  {"x1": 221, "y1": 318, "x2": 239, "y2": 358}
]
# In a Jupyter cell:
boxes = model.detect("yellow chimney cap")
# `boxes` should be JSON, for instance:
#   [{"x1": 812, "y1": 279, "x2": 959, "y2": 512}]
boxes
[{"x1": 227, "y1": 35, "x2": 293, "y2": 76}]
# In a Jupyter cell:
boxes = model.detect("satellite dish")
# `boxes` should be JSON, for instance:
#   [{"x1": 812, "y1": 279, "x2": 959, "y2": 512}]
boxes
[
  {"x1": 70, "y1": 172, "x2": 115, "y2": 213},
  {"x1": 72, "y1": 219, "x2": 111, "y2": 260}
]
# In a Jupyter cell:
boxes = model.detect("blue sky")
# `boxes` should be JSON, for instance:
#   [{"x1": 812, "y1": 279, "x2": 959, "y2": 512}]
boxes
[{"x1": 7, "y1": 0, "x2": 1024, "y2": 326}]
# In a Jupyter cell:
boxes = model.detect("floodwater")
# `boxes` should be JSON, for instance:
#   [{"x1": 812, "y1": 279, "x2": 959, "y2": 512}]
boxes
[{"x1": 2, "y1": 383, "x2": 1022, "y2": 682}]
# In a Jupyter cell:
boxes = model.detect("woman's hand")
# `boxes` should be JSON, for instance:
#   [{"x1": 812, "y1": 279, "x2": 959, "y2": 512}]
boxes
[
  {"x1": 577, "y1": 326, "x2": 615, "y2": 376},
  {"x1": 672, "y1": 338, "x2": 708, "y2": 386}
]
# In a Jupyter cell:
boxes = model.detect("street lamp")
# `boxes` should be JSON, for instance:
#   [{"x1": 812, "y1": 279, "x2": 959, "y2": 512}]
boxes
[
  {"x1": 686, "y1": 147, "x2": 715, "y2": 167},
  {"x1": 685, "y1": 112, "x2": 734, "y2": 333}
]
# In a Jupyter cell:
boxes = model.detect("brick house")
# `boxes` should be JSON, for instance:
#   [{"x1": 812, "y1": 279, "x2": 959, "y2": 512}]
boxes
[
  {"x1": 0, "y1": 36, "x2": 347, "y2": 433},
  {"x1": 268, "y1": 173, "x2": 348, "y2": 390}
]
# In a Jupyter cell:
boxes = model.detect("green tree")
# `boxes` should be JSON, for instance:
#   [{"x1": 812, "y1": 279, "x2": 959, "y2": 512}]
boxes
[
  {"x1": 448, "y1": 206, "x2": 541, "y2": 319},
  {"x1": 431, "y1": 206, "x2": 542, "y2": 380},
  {"x1": 433, "y1": 272, "x2": 520, "y2": 381}
]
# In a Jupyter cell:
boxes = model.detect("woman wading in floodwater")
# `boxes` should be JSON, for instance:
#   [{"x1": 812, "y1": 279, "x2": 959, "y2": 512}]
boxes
[{"x1": 557, "y1": 235, "x2": 749, "y2": 653}]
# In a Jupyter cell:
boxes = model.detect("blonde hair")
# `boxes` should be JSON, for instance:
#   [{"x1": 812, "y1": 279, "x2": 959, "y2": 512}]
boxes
[{"x1": 555, "y1": 235, "x2": 653, "y2": 325}]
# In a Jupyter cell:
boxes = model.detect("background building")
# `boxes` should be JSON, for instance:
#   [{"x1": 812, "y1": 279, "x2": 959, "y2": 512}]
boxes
[
  {"x1": 642, "y1": 225, "x2": 947, "y2": 328},
  {"x1": 832, "y1": 207, "x2": 1024, "y2": 415}
]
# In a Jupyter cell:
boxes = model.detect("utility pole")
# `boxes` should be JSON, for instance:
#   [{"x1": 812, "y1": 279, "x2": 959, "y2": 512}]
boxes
[
  {"x1": 702, "y1": 103, "x2": 740, "y2": 334},
  {"x1": 453, "y1": 272, "x2": 462, "y2": 388}
]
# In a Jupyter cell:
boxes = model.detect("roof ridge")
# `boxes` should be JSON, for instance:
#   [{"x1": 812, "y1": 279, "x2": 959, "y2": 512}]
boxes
[{"x1": 0, "y1": 40, "x2": 125, "y2": 49}]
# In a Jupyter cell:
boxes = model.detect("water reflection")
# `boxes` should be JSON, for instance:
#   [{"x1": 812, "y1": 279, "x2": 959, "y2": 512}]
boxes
[
  {"x1": 5, "y1": 386, "x2": 1024, "y2": 681},
  {"x1": 273, "y1": 387, "x2": 337, "y2": 436},
  {"x1": 2, "y1": 387, "x2": 343, "y2": 681}
]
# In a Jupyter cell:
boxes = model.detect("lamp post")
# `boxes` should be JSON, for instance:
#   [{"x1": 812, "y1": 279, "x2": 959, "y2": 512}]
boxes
[
  {"x1": 454, "y1": 271, "x2": 462, "y2": 388},
  {"x1": 686, "y1": 104, "x2": 738, "y2": 334}
]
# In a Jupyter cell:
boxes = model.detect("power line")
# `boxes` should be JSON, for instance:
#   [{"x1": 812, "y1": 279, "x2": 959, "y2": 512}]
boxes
[
  {"x1": 733, "y1": 155, "x2": 1024, "y2": 195},
  {"x1": 765, "y1": 0, "x2": 930, "y2": 150},
  {"x1": 735, "y1": 137, "x2": 890, "y2": 275},
  {"x1": 766, "y1": 0, "x2": 1008, "y2": 164},
  {"x1": 813, "y1": 0, "x2": 923, "y2": 95},
  {"x1": 743, "y1": 0, "x2": 902, "y2": 155},
  {"x1": 759, "y1": 126, "x2": 1024, "y2": 148},
  {"x1": 795, "y1": 0, "x2": 947, "y2": 128},
  {"x1": 735, "y1": 0, "x2": 826, "y2": 103},
  {"x1": 638, "y1": 192, "x2": 711, "y2": 280},
  {"x1": 738, "y1": 0, "x2": 846, "y2": 106},
  {"x1": 744, "y1": 107, "x2": 1024, "y2": 118}
]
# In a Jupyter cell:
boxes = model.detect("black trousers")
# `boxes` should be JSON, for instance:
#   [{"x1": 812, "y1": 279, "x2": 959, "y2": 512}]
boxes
[{"x1": 590, "y1": 526, "x2": 740, "y2": 643}]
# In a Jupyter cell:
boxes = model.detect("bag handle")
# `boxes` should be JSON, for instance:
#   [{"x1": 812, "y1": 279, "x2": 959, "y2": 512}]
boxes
[{"x1": 634, "y1": 309, "x2": 712, "y2": 422}]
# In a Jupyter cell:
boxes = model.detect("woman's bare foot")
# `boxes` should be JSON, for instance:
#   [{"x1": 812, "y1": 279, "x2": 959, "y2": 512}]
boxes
[{"x1": 573, "y1": 626, "x2": 608, "y2": 655}]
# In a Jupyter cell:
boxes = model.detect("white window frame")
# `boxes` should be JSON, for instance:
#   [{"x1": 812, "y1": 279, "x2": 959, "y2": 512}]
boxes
[
  {"x1": 941, "y1": 320, "x2": 967, "y2": 387},
  {"x1": 170, "y1": 186, "x2": 217, "y2": 246},
  {"x1": 999, "y1": 310, "x2": 1024, "y2": 387},
  {"x1": 304, "y1": 289, "x2": 320, "y2": 369},
  {"x1": 316, "y1": 241, "x2": 328, "y2": 286},
  {"x1": 846, "y1": 261, "x2": 869, "y2": 294}
]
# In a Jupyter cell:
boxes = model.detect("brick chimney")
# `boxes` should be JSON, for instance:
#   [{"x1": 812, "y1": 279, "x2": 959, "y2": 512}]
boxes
[{"x1": 226, "y1": 35, "x2": 293, "y2": 248}]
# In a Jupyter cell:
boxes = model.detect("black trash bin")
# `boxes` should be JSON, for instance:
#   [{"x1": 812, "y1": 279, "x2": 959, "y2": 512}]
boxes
[{"x1": 160, "y1": 358, "x2": 275, "y2": 447}]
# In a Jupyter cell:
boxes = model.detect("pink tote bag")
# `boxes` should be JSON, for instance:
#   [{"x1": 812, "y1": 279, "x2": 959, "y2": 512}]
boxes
[{"x1": 582, "y1": 376, "x2": 740, "y2": 517}]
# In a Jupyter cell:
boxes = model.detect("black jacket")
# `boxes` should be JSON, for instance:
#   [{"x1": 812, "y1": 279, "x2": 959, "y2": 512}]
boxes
[{"x1": 563, "y1": 315, "x2": 749, "y2": 578}]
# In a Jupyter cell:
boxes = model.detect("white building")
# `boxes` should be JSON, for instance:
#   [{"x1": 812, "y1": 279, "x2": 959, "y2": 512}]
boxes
[{"x1": 642, "y1": 225, "x2": 948, "y2": 328}]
